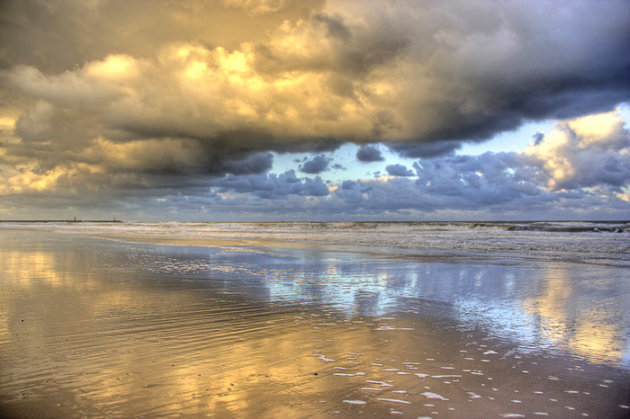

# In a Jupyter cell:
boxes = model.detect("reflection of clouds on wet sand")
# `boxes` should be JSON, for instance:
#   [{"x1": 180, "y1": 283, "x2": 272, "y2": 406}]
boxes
[
  {"x1": 136, "y1": 244, "x2": 630, "y2": 367},
  {"x1": 2, "y1": 250, "x2": 76, "y2": 288},
  {"x1": 1, "y1": 231, "x2": 629, "y2": 417},
  {"x1": 522, "y1": 267, "x2": 628, "y2": 366}
]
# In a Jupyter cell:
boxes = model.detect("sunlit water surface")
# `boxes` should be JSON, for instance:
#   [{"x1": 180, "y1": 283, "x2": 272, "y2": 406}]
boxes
[{"x1": 0, "y1": 228, "x2": 629, "y2": 418}]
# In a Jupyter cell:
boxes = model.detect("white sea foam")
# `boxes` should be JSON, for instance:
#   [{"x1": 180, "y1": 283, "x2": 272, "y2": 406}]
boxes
[
  {"x1": 377, "y1": 398, "x2": 412, "y2": 405},
  {"x1": 343, "y1": 400, "x2": 366, "y2": 405},
  {"x1": 375, "y1": 326, "x2": 397, "y2": 331},
  {"x1": 366, "y1": 380, "x2": 393, "y2": 387},
  {"x1": 420, "y1": 392, "x2": 448, "y2": 400}
]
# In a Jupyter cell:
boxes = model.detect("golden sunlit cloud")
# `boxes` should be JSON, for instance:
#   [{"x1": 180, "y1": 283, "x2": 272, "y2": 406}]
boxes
[
  {"x1": 84, "y1": 54, "x2": 140, "y2": 82},
  {"x1": 523, "y1": 109, "x2": 629, "y2": 190}
]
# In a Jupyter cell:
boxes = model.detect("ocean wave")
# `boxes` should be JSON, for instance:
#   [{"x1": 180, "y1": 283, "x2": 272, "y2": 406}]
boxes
[
  {"x1": 2, "y1": 220, "x2": 629, "y2": 265},
  {"x1": 469, "y1": 221, "x2": 630, "y2": 233}
]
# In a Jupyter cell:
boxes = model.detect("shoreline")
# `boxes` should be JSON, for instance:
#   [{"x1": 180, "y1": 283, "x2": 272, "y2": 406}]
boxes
[{"x1": 0, "y1": 219, "x2": 122, "y2": 223}]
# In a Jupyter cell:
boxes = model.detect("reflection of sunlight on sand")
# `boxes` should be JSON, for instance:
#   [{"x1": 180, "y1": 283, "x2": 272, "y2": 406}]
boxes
[
  {"x1": 1, "y1": 251, "x2": 63, "y2": 288},
  {"x1": 66, "y1": 308, "x2": 408, "y2": 416},
  {"x1": 0, "y1": 243, "x2": 377, "y2": 415},
  {"x1": 135, "y1": 246, "x2": 629, "y2": 367},
  {"x1": 523, "y1": 268, "x2": 624, "y2": 365},
  {"x1": 572, "y1": 314, "x2": 624, "y2": 364},
  {"x1": 0, "y1": 310, "x2": 7, "y2": 346},
  {"x1": 523, "y1": 270, "x2": 572, "y2": 346},
  {"x1": 0, "y1": 250, "x2": 100, "y2": 291}
]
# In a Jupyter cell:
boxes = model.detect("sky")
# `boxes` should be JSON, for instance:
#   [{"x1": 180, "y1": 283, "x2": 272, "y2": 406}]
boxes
[{"x1": 0, "y1": 0, "x2": 629, "y2": 221}]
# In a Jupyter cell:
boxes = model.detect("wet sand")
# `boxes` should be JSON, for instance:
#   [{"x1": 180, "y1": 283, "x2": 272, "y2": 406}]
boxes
[{"x1": 1, "y1": 230, "x2": 629, "y2": 418}]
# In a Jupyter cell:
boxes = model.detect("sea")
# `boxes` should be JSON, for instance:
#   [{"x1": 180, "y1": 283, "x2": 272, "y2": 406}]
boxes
[{"x1": 5, "y1": 219, "x2": 629, "y2": 263}]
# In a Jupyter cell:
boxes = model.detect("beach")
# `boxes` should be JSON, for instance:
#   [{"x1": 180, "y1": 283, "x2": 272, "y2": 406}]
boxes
[{"x1": 1, "y1": 223, "x2": 629, "y2": 418}]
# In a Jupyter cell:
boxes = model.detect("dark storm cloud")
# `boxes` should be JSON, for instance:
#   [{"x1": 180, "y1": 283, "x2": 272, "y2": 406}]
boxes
[
  {"x1": 299, "y1": 154, "x2": 330, "y2": 174},
  {"x1": 385, "y1": 164, "x2": 414, "y2": 177},
  {"x1": 5, "y1": 1, "x2": 627, "y2": 147},
  {"x1": 388, "y1": 141, "x2": 462, "y2": 158},
  {"x1": 220, "y1": 152, "x2": 274, "y2": 175},
  {"x1": 356, "y1": 145, "x2": 384, "y2": 162}
]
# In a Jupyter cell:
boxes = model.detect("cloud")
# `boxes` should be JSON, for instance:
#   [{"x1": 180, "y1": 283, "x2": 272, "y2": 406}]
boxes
[
  {"x1": 323, "y1": 152, "x2": 627, "y2": 220},
  {"x1": 329, "y1": 110, "x2": 630, "y2": 218},
  {"x1": 4, "y1": 1, "x2": 628, "y2": 146},
  {"x1": 205, "y1": 110, "x2": 630, "y2": 219},
  {"x1": 209, "y1": 170, "x2": 330, "y2": 199},
  {"x1": 220, "y1": 0, "x2": 296, "y2": 15},
  {"x1": 2, "y1": 108, "x2": 629, "y2": 221},
  {"x1": 0, "y1": 0, "x2": 322, "y2": 71},
  {"x1": 299, "y1": 154, "x2": 330, "y2": 174},
  {"x1": 385, "y1": 164, "x2": 414, "y2": 177},
  {"x1": 356, "y1": 145, "x2": 384, "y2": 162},
  {"x1": 0, "y1": 0, "x2": 629, "y2": 217},
  {"x1": 388, "y1": 141, "x2": 462, "y2": 158},
  {"x1": 222, "y1": 152, "x2": 275, "y2": 176},
  {"x1": 523, "y1": 110, "x2": 630, "y2": 190}
]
